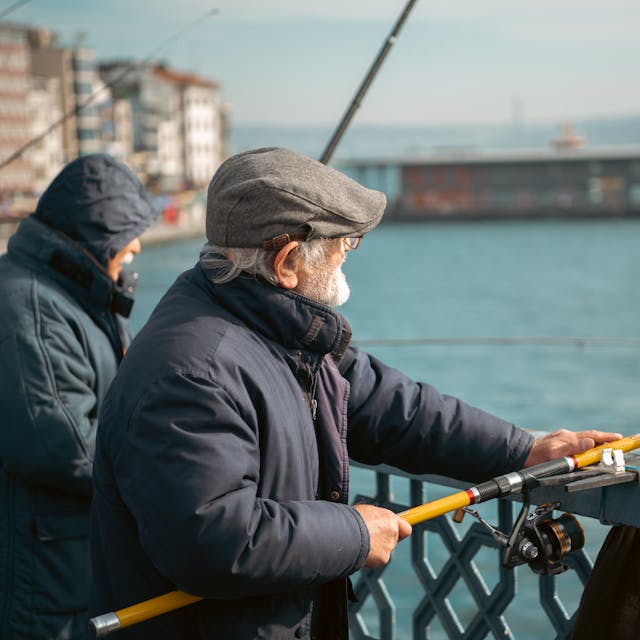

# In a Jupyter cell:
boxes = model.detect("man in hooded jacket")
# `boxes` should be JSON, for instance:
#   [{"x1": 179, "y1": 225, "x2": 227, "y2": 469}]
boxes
[{"x1": 0, "y1": 154, "x2": 157, "y2": 639}]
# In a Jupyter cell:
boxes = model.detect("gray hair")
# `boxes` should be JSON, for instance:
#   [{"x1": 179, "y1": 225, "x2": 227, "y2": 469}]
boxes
[{"x1": 199, "y1": 239, "x2": 328, "y2": 285}]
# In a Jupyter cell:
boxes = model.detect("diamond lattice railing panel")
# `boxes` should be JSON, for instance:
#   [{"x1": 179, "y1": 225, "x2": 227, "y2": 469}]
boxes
[
  {"x1": 350, "y1": 564, "x2": 395, "y2": 640},
  {"x1": 410, "y1": 498, "x2": 515, "y2": 640},
  {"x1": 348, "y1": 471, "x2": 595, "y2": 640}
]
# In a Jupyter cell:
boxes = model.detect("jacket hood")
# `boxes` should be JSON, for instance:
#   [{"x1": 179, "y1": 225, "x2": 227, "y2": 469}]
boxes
[{"x1": 34, "y1": 154, "x2": 158, "y2": 266}]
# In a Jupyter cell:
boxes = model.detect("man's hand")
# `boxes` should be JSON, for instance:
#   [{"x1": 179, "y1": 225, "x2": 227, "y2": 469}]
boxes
[
  {"x1": 353, "y1": 504, "x2": 412, "y2": 568},
  {"x1": 523, "y1": 428, "x2": 623, "y2": 467}
]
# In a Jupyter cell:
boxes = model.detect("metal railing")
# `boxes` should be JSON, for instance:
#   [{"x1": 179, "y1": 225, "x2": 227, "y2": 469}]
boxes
[{"x1": 347, "y1": 459, "x2": 640, "y2": 639}]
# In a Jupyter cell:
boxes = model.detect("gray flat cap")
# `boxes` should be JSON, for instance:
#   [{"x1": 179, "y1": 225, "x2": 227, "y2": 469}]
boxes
[{"x1": 206, "y1": 147, "x2": 386, "y2": 249}]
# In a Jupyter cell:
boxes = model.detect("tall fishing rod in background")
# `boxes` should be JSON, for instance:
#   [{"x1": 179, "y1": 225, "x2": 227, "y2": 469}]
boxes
[
  {"x1": 319, "y1": 0, "x2": 419, "y2": 165},
  {"x1": 0, "y1": 7, "x2": 219, "y2": 172}
]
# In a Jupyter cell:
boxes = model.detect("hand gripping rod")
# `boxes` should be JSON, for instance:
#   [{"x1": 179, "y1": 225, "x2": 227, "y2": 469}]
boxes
[
  {"x1": 89, "y1": 433, "x2": 640, "y2": 636},
  {"x1": 399, "y1": 433, "x2": 640, "y2": 525}
]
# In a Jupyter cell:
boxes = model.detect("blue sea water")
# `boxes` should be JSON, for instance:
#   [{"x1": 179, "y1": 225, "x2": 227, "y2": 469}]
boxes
[
  {"x1": 129, "y1": 218, "x2": 640, "y2": 639},
  {"x1": 228, "y1": 119, "x2": 640, "y2": 161},
  {"x1": 131, "y1": 218, "x2": 640, "y2": 436}
]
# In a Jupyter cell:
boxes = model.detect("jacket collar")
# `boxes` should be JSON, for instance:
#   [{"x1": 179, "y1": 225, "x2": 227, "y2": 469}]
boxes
[
  {"x1": 197, "y1": 263, "x2": 352, "y2": 360},
  {"x1": 8, "y1": 216, "x2": 120, "y2": 312}
]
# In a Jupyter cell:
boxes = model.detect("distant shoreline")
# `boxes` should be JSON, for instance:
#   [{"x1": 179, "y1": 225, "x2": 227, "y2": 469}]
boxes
[
  {"x1": 0, "y1": 218, "x2": 205, "y2": 256},
  {"x1": 4, "y1": 211, "x2": 640, "y2": 256},
  {"x1": 140, "y1": 219, "x2": 205, "y2": 246}
]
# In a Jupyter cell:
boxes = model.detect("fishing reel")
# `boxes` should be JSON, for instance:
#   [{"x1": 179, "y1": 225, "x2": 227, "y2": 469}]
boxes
[
  {"x1": 502, "y1": 500, "x2": 585, "y2": 575},
  {"x1": 455, "y1": 496, "x2": 585, "y2": 576}
]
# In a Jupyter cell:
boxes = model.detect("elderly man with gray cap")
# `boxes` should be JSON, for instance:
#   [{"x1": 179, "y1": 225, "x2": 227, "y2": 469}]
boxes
[{"x1": 90, "y1": 147, "x2": 618, "y2": 639}]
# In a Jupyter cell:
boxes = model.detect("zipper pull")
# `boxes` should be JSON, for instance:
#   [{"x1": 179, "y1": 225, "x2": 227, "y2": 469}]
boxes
[{"x1": 309, "y1": 370, "x2": 318, "y2": 421}]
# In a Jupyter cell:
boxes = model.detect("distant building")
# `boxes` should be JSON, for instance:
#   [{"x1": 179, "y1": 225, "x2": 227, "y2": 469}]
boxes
[
  {"x1": 154, "y1": 67, "x2": 225, "y2": 187},
  {"x1": 100, "y1": 61, "x2": 228, "y2": 190},
  {"x1": 340, "y1": 146, "x2": 640, "y2": 220},
  {"x1": 29, "y1": 30, "x2": 104, "y2": 160},
  {"x1": 27, "y1": 27, "x2": 78, "y2": 162},
  {"x1": 72, "y1": 45, "x2": 102, "y2": 155},
  {"x1": 96, "y1": 95, "x2": 134, "y2": 164},
  {"x1": 27, "y1": 75, "x2": 64, "y2": 194},
  {"x1": 0, "y1": 21, "x2": 228, "y2": 208},
  {"x1": 99, "y1": 61, "x2": 182, "y2": 188},
  {"x1": 87, "y1": 76, "x2": 134, "y2": 165},
  {"x1": 0, "y1": 24, "x2": 34, "y2": 200},
  {"x1": 113, "y1": 98, "x2": 134, "y2": 160}
]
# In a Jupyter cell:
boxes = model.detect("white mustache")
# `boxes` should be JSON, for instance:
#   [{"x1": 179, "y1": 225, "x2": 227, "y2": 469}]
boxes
[{"x1": 121, "y1": 252, "x2": 135, "y2": 265}]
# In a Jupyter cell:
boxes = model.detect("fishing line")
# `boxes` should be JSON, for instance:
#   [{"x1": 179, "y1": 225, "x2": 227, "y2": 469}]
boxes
[
  {"x1": 353, "y1": 336, "x2": 640, "y2": 348},
  {"x1": 0, "y1": 0, "x2": 31, "y2": 20}
]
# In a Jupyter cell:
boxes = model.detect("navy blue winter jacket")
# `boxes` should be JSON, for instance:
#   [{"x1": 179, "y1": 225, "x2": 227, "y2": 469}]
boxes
[
  {"x1": 90, "y1": 262, "x2": 533, "y2": 639},
  {"x1": 0, "y1": 154, "x2": 157, "y2": 640}
]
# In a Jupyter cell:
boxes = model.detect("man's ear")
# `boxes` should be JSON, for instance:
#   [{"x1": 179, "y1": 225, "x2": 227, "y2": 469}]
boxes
[{"x1": 273, "y1": 241, "x2": 300, "y2": 289}]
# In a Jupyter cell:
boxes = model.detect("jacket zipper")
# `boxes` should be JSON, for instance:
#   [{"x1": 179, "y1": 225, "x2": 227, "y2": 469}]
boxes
[
  {"x1": 299, "y1": 357, "x2": 319, "y2": 422},
  {"x1": 309, "y1": 372, "x2": 318, "y2": 421}
]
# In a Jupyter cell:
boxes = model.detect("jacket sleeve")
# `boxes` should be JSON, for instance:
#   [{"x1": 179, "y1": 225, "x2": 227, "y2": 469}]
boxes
[
  {"x1": 0, "y1": 296, "x2": 97, "y2": 495},
  {"x1": 113, "y1": 370, "x2": 370, "y2": 599},
  {"x1": 339, "y1": 346, "x2": 534, "y2": 482}
]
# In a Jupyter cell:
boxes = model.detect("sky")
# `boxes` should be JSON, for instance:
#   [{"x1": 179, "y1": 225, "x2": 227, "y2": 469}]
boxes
[{"x1": 7, "y1": 0, "x2": 640, "y2": 127}]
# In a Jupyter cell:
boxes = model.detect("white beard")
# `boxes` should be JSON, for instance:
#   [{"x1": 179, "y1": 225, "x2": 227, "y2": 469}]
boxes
[
  {"x1": 325, "y1": 267, "x2": 351, "y2": 307},
  {"x1": 297, "y1": 258, "x2": 350, "y2": 307}
]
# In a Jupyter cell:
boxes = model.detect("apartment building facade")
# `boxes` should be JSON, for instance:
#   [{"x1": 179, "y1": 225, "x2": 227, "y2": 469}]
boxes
[
  {"x1": 28, "y1": 27, "x2": 80, "y2": 162},
  {"x1": 27, "y1": 75, "x2": 63, "y2": 194},
  {"x1": 0, "y1": 21, "x2": 228, "y2": 211},
  {"x1": 102, "y1": 62, "x2": 227, "y2": 190},
  {"x1": 0, "y1": 24, "x2": 33, "y2": 202}
]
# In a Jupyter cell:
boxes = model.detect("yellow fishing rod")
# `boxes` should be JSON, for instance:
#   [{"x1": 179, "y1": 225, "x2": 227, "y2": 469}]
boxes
[
  {"x1": 399, "y1": 432, "x2": 640, "y2": 525},
  {"x1": 89, "y1": 433, "x2": 640, "y2": 637}
]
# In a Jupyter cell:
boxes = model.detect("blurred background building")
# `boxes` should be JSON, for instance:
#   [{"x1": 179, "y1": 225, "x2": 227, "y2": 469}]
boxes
[
  {"x1": 0, "y1": 21, "x2": 229, "y2": 217},
  {"x1": 0, "y1": 23, "x2": 33, "y2": 205}
]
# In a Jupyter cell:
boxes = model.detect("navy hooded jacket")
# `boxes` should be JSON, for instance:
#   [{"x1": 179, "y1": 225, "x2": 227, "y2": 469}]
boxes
[
  {"x1": 0, "y1": 154, "x2": 157, "y2": 640},
  {"x1": 90, "y1": 262, "x2": 533, "y2": 639}
]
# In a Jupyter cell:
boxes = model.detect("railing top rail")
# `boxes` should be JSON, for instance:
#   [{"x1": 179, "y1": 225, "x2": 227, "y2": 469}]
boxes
[{"x1": 351, "y1": 450, "x2": 640, "y2": 527}]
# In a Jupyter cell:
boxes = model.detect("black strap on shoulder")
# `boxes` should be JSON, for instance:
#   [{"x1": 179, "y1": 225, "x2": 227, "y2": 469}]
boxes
[{"x1": 110, "y1": 290, "x2": 134, "y2": 318}]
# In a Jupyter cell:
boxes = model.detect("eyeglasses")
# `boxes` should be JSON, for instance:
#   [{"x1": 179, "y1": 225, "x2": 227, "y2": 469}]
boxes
[{"x1": 342, "y1": 237, "x2": 362, "y2": 250}]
